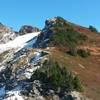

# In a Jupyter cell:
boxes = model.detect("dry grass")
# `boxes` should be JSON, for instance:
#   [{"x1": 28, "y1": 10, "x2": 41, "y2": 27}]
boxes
[{"x1": 49, "y1": 48, "x2": 100, "y2": 100}]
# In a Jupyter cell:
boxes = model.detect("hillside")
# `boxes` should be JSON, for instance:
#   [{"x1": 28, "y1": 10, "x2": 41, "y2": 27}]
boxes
[
  {"x1": 35, "y1": 17, "x2": 100, "y2": 100},
  {"x1": 49, "y1": 47, "x2": 100, "y2": 100},
  {"x1": 0, "y1": 17, "x2": 100, "y2": 100},
  {"x1": 0, "y1": 23, "x2": 16, "y2": 44}
]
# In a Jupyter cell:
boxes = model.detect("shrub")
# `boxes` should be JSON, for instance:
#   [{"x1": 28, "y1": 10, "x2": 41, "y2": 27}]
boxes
[
  {"x1": 89, "y1": 25, "x2": 98, "y2": 33},
  {"x1": 73, "y1": 75, "x2": 84, "y2": 92},
  {"x1": 31, "y1": 61, "x2": 84, "y2": 92},
  {"x1": 67, "y1": 46, "x2": 77, "y2": 56},
  {"x1": 77, "y1": 49, "x2": 90, "y2": 57}
]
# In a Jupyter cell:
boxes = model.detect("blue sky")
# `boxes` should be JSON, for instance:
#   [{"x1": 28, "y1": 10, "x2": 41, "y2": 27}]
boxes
[{"x1": 0, "y1": 0, "x2": 100, "y2": 31}]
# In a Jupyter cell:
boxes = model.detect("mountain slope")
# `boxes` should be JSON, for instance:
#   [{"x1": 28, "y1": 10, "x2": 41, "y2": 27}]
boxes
[
  {"x1": 0, "y1": 32, "x2": 40, "y2": 53},
  {"x1": 49, "y1": 47, "x2": 100, "y2": 100},
  {"x1": 0, "y1": 17, "x2": 100, "y2": 100},
  {"x1": 35, "y1": 16, "x2": 100, "y2": 100},
  {"x1": 0, "y1": 48, "x2": 48, "y2": 100},
  {"x1": 36, "y1": 16, "x2": 100, "y2": 47},
  {"x1": 0, "y1": 23, "x2": 16, "y2": 44}
]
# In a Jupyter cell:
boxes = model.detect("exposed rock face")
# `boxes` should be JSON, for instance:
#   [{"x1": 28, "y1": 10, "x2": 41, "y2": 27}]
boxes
[
  {"x1": 35, "y1": 17, "x2": 57, "y2": 48},
  {"x1": 0, "y1": 23, "x2": 16, "y2": 44},
  {"x1": 19, "y1": 25, "x2": 40, "y2": 35},
  {"x1": 0, "y1": 48, "x2": 49, "y2": 100}
]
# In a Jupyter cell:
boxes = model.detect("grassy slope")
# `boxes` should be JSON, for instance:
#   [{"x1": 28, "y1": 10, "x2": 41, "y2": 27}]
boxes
[
  {"x1": 74, "y1": 25, "x2": 100, "y2": 47},
  {"x1": 49, "y1": 47, "x2": 100, "y2": 100},
  {"x1": 46, "y1": 19, "x2": 100, "y2": 99}
]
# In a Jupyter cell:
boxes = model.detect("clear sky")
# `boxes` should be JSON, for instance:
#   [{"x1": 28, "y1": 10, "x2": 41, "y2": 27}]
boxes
[{"x1": 0, "y1": 0, "x2": 100, "y2": 31}]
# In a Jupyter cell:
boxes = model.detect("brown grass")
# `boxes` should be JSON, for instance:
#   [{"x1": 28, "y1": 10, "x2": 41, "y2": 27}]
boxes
[{"x1": 49, "y1": 48, "x2": 100, "y2": 100}]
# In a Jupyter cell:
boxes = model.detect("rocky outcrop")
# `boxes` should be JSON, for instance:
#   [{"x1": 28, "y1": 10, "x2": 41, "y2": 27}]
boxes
[
  {"x1": 19, "y1": 25, "x2": 40, "y2": 35},
  {"x1": 35, "y1": 17, "x2": 57, "y2": 48},
  {"x1": 0, "y1": 23, "x2": 16, "y2": 44},
  {"x1": 35, "y1": 16, "x2": 71, "y2": 48},
  {"x1": 0, "y1": 49, "x2": 48, "y2": 99}
]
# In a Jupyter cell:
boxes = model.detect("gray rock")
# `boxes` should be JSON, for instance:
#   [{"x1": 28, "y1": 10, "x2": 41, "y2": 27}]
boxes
[{"x1": 19, "y1": 25, "x2": 40, "y2": 35}]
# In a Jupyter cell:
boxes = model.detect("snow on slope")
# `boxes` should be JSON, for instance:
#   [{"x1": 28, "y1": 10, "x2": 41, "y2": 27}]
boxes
[
  {"x1": 0, "y1": 32, "x2": 40, "y2": 53},
  {"x1": 5, "y1": 86, "x2": 24, "y2": 100}
]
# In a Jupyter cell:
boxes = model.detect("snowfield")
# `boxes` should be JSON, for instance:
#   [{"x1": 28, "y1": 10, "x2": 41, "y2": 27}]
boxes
[{"x1": 0, "y1": 32, "x2": 40, "y2": 53}]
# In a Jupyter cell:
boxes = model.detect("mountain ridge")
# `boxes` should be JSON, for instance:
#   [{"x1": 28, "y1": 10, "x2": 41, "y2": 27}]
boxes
[
  {"x1": 0, "y1": 23, "x2": 16, "y2": 44},
  {"x1": 0, "y1": 17, "x2": 100, "y2": 100}
]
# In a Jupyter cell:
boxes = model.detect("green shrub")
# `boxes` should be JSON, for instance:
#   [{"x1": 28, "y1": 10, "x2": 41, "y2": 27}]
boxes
[
  {"x1": 67, "y1": 46, "x2": 77, "y2": 56},
  {"x1": 77, "y1": 49, "x2": 90, "y2": 57},
  {"x1": 73, "y1": 75, "x2": 84, "y2": 92},
  {"x1": 89, "y1": 25, "x2": 98, "y2": 33},
  {"x1": 31, "y1": 61, "x2": 84, "y2": 92}
]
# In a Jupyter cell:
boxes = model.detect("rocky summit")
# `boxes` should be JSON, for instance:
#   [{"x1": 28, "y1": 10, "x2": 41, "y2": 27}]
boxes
[
  {"x1": 0, "y1": 17, "x2": 100, "y2": 100},
  {"x1": 19, "y1": 25, "x2": 40, "y2": 35}
]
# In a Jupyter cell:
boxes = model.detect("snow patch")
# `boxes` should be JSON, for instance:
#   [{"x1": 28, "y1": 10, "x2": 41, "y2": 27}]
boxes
[
  {"x1": 5, "y1": 86, "x2": 24, "y2": 100},
  {"x1": 0, "y1": 32, "x2": 40, "y2": 53}
]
